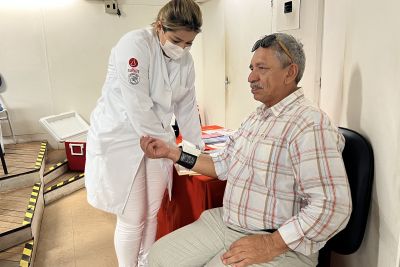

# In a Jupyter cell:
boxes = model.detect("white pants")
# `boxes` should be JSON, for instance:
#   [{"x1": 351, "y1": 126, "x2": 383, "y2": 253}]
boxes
[{"x1": 114, "y1": 157, "x2": 168, "y2": 267}]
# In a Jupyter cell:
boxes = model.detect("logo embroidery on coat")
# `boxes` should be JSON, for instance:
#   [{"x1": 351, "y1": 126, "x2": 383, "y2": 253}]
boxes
[
  {"x1": 129, "y1": 58, "x2": 138, "y2": 67},
  {"x1": 129, "y1": 73, "x2": 140, "y2": 85}
]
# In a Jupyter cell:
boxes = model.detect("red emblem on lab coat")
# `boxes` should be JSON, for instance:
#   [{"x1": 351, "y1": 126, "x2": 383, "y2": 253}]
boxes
[{"x1": 129, "y1": 58, "x2": 138, "y2": 67}]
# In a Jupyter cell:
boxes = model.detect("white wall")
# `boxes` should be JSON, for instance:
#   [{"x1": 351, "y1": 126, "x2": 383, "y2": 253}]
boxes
[
  {"x1": 0, "y1": 0, "x2": 204, "y2": 144},
  {"x1": 320, "y1": 0, "x2": 400, "y2": 266},
  {"x1": 198, "y1": 0, "x2": 225, "y2": 126}
]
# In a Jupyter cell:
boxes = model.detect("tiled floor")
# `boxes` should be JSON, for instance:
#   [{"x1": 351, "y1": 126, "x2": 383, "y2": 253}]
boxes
[{"x1": 34, "y1": 189, "x2": 118, "y2": 267}]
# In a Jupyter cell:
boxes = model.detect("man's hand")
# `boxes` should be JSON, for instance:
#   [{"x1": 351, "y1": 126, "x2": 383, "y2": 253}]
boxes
[
  {"x1": 140, "y1": 136, "x2": 174, "y2": 160},
  {"x1": 221, "y1": 232, "x2": 288, "y2": 267}
]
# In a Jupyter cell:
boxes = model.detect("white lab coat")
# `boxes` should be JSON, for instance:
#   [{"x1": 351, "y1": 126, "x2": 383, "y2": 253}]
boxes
[{"x1": 85, "y1": 28, "x2": 204, "y2": 215}]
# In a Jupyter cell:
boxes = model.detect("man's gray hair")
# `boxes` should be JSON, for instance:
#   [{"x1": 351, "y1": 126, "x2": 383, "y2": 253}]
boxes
[{"x1": 252, "y1": 33, "x2": 306, "y2": 83}]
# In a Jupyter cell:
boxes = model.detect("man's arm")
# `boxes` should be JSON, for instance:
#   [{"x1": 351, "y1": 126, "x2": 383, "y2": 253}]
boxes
[
  {"x1": 140, "y1": 136, "x2": 217, "y2": 178},
  {"x1": 278, "y1": 123, "x2": 352, "y2": 255}
]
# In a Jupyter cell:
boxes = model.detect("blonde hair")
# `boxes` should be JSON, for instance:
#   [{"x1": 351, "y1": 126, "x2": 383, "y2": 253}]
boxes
[{"x1": 152, "y1": 0, "x2": 202, "y2": 33}]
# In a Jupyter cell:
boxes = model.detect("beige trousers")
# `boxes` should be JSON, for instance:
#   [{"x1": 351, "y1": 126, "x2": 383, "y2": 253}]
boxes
[{"x1": 148, "y1": 208, "x2": 318, "y2": 267}]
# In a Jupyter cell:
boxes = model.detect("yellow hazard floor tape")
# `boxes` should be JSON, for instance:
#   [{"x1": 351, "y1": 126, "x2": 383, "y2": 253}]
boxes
[
  {"x1": 34, "y1": 142, "x2": 47, "y2": 169},
  {"x1": 19, "y1": 240, "x2": 34, "y2": 267},
  {"x1": 45, "y1": 173, "x2": 85, "y2": 193},
  {"x1": 22, "y1": 182, "x2": 41, "y2": 226},
  {"x1": 47, "y1": 159, "x2": 68, "y2": 172}
]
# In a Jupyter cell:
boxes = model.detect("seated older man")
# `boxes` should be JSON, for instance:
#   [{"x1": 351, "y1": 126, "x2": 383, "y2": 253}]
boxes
[{"x1": 140, "y1": 33, "x2": 352, "y2": 267}]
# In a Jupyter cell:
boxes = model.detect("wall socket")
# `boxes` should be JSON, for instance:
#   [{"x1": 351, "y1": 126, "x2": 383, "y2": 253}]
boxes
[{"x1": 105, "y1": 0, "x2": 118, "y2": 15}]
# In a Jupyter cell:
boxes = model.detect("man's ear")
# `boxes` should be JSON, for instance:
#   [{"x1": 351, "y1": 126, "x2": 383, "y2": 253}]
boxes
[{"x1": 285, "y1": 64, "x2": 298, "y2": 84}]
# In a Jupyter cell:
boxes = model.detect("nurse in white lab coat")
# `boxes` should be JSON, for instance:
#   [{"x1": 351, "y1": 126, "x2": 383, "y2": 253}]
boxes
[{"x1": 84, "y1": 1, "x2": 204, "y2": 266}]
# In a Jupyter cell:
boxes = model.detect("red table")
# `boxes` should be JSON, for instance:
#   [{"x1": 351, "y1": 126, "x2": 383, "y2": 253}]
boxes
[{"x1": 156, "y1": 125, "x2": 227, "y2": 239}]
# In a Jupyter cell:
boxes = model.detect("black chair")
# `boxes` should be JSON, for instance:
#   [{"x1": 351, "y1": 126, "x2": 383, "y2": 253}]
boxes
[{"x1": 318, "y1": 127, "x2": 374, "y2": 266}]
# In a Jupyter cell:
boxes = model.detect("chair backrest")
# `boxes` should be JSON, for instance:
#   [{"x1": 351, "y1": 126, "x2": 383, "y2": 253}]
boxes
[{"x1": 326, "y1": 127, "x2": 374, "y2": 254}]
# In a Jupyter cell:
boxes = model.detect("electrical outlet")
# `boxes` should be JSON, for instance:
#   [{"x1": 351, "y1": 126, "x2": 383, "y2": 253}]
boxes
[{"x1": 105, "y1": 0, "x2": 118, "y2": 15}]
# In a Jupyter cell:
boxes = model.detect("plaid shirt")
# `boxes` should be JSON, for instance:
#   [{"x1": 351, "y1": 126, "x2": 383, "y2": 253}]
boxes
[{"x1": 212, "y1": 89, "x2": 352, "y2": 255}]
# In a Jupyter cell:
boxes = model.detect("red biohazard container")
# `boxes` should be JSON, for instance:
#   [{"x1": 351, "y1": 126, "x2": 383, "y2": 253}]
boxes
[
  {"x1": 64, "y1": 134, "x2": 87, "y2": 171},
  {"x1": 40, "y1": 111, "x2": 89, "y2": 172}
]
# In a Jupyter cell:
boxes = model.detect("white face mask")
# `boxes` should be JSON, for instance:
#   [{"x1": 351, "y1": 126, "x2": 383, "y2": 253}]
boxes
[{"x1": 160, "y1": 40, "x2": 190, "y2": 60}]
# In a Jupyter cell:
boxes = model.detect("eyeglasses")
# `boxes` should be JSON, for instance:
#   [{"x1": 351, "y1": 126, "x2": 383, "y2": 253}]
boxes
[{"x1": 252, "y1": 34, "x2": 294, "y2": 63}]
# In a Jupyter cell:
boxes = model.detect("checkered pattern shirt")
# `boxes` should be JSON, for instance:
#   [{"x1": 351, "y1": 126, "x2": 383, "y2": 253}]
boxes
[{"x1": 212, "y1": 89, "x2": 352, "y2": 255}]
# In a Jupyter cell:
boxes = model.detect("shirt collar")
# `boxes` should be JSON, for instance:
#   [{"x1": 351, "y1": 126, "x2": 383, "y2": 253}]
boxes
[{"x1": 257, "y1": 88, "x2": 304, "y2": 118}]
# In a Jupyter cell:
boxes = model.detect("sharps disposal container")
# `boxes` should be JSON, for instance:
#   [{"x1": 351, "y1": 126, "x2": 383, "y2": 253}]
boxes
[{"x1": 39, "y1": 111, "x2": 89, "y2": 171}]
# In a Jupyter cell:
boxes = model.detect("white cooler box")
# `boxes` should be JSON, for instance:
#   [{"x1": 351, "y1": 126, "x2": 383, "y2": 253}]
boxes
[{"x1": 40, "y1": 111, "x2": 89, "y2": 172}]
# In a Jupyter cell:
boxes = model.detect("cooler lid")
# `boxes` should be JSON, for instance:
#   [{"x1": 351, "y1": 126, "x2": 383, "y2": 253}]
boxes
[{"x1": 39, "y1": 111, "x2": 89, "y2": 142}]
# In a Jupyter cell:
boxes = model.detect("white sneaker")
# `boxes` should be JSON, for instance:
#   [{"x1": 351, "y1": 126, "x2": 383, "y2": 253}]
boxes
[{"x1": 138, "y1": 252, "x2": 148, "y2": 267}]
